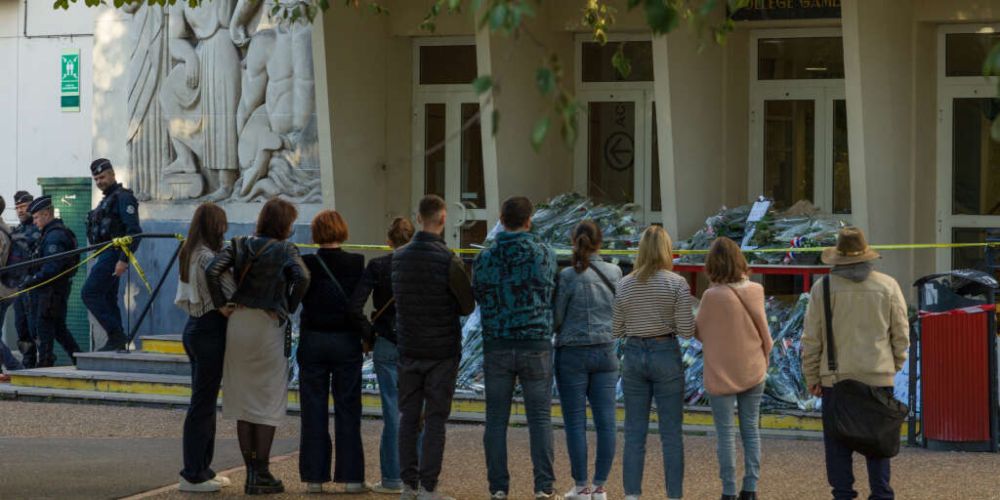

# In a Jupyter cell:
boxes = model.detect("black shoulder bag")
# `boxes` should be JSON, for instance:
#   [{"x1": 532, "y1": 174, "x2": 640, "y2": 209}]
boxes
[
  {"x1": 589, "y1": 263, "x2": 617, "y2": 296},
  {"x1": 822, "y1": 276, "x2": 909, "y2": 459}
]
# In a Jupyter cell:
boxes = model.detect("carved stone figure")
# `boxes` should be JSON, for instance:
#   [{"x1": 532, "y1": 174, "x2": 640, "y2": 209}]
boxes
[
  {"x1": 122, "y1": 3, "x2": 171, "y2": 201},
  {"x1": 228, "y1": 0, "x2": 320, "y2": 203},
  {"x1": 159, "y1": 0, "x2": 242, "y2": 201}
]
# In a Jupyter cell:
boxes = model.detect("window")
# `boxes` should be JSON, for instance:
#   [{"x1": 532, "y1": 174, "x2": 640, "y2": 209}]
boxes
[
  {"x1": 763, "y1": 100, "x2": 815, "y2": 210},
  {"x1": 419, "y1": 45, "x2": 477, "y2": 85},
  {"x1": 757, "y1": 37, "x2": 844, "y2": 80},
  {"x1": 587, "y1": 101, "x2": 636, "y2": 204},
  {"x1": 945, "y1": 33, "x2": 1000, "y2": 77},
  {"x1": 952, "y1": 98, "x2": 1000, "y2": 216},
  {"x1": 581, "y1": 41, "x2": 654, "y2": 82}
]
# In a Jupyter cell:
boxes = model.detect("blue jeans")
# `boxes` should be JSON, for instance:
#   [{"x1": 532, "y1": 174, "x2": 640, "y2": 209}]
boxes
[
  {"x1": 483, "y1": 346, "x2": 555, "y2": 495},
  {"x1": 181, "y1": 311, "x2": 227, "y2": 484},
  {"x1": 373, "y1": 336, "x2": 401, "y2": 488},
  {"x1": 0, "y1": 301, "x2": 24, "y2": 371},
  {"x1": 555, "y1": 343, "x2": 618, "y2": 488},
  {"x1": 822, "y1": 388, "x2": 894, "y2": 500},
  {"x1": 81, "y1": 252, "x2": 124, "y2": 338},
  {"x1": 708, "y1": 382, "x2": 764, "y2": 496},
  {"x1": 622, "y1": 336, "x2": 685, "y2": 498}
]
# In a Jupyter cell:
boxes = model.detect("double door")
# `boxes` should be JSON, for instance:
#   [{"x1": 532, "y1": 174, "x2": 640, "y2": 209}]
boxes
[{"x1": 413, "y1": 92, "x2": 491, "y2": 248}]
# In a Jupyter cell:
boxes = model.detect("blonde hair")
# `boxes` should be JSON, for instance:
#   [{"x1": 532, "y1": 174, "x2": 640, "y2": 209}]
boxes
[{"x1": 632, "y1": 225, "x2": 673, "y2": 282}]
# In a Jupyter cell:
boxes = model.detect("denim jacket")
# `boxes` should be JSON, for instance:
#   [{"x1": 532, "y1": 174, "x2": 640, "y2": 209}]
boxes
[{"x1": 553, "y1": 256, "x2": 623, "y2": 347}]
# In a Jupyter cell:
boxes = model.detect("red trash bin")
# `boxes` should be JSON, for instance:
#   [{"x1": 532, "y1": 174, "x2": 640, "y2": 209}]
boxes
[{"x1": 920, "y1": 304, "x2": 998, "y2": 451}]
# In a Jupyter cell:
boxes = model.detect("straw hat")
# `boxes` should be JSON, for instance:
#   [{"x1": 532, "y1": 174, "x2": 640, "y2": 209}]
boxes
[{"x1": 821, "y1": 227, "x2": 880, "y2": 265}]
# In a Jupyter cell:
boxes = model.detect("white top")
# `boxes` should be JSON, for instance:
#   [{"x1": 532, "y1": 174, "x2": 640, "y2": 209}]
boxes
[{"x1": 175, "y1": 244, "x2": 235, "y2": 318}]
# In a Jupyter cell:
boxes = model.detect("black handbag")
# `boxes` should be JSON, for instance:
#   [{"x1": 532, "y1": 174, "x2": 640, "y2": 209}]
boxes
[{"x1": 822, "y1": 276, "x2": 909, "y2": 459}]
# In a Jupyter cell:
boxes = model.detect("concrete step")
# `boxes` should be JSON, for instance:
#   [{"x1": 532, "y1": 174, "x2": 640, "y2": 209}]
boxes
[
  {"x1": 138, "y1": 335, "x2": 184, "y2": 355},
  {"x1": 73, "y1": 351, "x2": 191, "y2": 377},
  {"x1": 3, "y1": 366, "x2": 836, "y2": 435}
]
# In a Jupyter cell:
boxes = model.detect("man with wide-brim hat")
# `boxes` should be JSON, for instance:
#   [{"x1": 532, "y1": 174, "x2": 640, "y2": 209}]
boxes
[
  {"x1": 801, "y1": 226, "x2": 909, "y2": 500},
  {"x1": 820, "y1": 226, "x2": 881, "y2": 266}
]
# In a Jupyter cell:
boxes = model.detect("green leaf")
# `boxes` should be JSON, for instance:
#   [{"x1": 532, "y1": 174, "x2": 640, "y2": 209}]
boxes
[
  {"x1": 983, "y1": 42, "x2": 1000, "y2": 76},
  {"x1": 448, "y1": 0, "x2": 461, "y2": 10},
  {"x1": 612, "y1": 43, "x2": 631, "y2": 79},
  {"x1": 472, "y1": 75, "x2": 493, "y2": 95},
  {"x1": 645, "y1": 0, "x2": 679, "y2": 35},
  {"x1": 532, "y1": 116, "x2": 551, "y2": 151},
  {"x1": 535, "y1": 67, "x2": 556, "y2": 96}
]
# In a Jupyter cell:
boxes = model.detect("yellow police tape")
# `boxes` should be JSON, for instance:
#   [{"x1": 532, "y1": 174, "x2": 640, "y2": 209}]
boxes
[
  {"x1": 0, "y1": 236, "x2": 154, "y2": 303},
  {"x1": 3, "y1": 236, "x2": 996, "y2": 303}
]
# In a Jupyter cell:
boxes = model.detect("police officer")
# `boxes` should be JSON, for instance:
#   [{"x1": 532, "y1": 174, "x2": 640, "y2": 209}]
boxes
[
  {"x1": 10, "y1": 191, "x2": 41, "y2": 368},
  {"x1": 83, "y1": 158, "x2": 142, "y2": 352},
  {"x1": 21, "y1": 196, "x2": 82, "y2": 368}
]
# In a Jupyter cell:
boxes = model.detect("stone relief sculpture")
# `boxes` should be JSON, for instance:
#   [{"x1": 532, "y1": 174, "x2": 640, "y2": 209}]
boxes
[
  {"x1": 229, "y1": 0, "x2": 321, "y2": 203},
  {"x1": 127, "y1": 0, "x2": 321, "y2": 204},
  {"x1": 123, "y1": 3, "x2": 170, "y2": 202}
]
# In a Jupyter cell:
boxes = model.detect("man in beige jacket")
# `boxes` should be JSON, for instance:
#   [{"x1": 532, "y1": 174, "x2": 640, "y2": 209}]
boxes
[{"x1": 802, "y1": 227, "x2": 909, "y2": 500}]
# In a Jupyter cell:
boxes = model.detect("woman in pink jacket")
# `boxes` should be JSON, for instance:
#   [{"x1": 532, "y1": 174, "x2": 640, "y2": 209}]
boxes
[{"x1": 695, "y1": 237, "x2": 773, "y2": 500}]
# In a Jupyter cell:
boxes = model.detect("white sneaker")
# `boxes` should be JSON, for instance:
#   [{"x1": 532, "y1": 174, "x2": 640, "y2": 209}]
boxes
[
  {"x1": 345, "y1": 482, "x2": 372, "y2": 494},
  {"x1": 590, "y1": 486, "x2": 607, "y2": 500},
  {"x1": 535, "y1": 491, "x2": 563, "y2": 499},
  {"x1": 564, "y1": 486, "x2": 592, "y2": 500},
  {"x1": 417, "y1": 486, "x2": 456, "y2": 500},
  {"x1": 491, "y1": 491, "x2": 508, "y2": 500},
  {"x1": 372, "y1": 481, "x2": 404, "y2": 494},
  {"x1": 400, "y1": 484, "x2": 419, "y2": 500},
  {"x1": 213, "y1": 475, "x2": 231, "y2": 487},
  {"x1": 178, "y1": 476, "x2": 222, "y2": 493},
  {"x1": 307, "y1": 482, "x2": 324, "y2": 493}
]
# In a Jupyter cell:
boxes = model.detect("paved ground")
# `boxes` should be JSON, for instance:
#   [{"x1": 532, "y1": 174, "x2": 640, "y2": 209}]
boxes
[{"x1": 2, "y1": 401, "x2": 1000, "y2": 499}]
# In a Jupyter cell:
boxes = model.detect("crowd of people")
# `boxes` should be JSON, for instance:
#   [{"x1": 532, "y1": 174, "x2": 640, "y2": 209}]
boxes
[
  {"x1": 167, "y1": 192, "x2": 909, "y2": 500},
  {"x1": 0, "y1": 160, "x2": 910, "y2": 500}
]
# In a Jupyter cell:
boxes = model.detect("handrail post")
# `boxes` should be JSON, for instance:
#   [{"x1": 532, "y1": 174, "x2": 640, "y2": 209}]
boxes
[{"x1": 124, "y1": 239, "x2": 182, "y2": 353}]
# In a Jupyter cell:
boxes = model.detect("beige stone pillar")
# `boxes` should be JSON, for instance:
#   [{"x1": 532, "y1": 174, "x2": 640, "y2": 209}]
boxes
[{"x1": 842, "y1": 0, "x2": 915, "y2": 287}]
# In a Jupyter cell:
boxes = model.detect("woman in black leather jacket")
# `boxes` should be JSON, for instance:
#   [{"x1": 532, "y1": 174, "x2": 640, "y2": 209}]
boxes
[
  {"x1": 206, "y1": 198, "x2": 309, "y2": 495},
  {"x1": 297, "y1": 209, "x2": 368, "y2": 494}
]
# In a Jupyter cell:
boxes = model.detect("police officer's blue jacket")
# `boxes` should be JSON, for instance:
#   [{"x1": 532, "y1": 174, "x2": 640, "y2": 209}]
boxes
[
  {"x1": 87, "y1": 182, "x2": 142, "y2": 260},
  {"x1": 23, "y1": 219, "x2": 79, "y2": 289}
]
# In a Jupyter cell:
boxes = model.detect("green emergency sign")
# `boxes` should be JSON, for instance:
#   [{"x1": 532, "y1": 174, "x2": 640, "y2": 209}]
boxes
[{"x1": 61, "y1": 49, "x2": 80, "y2": 112}]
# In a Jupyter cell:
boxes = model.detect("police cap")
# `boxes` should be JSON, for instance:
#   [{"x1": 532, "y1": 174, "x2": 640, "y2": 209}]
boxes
[
  {"x1": 14, "y1": 190, "x2": 33, "y2": 205},
  {"x1": 27, "y1": 196, "x2": 53, "y2": 214},
  {"x1": 90, "y1": 158, "x2": 113, "y2": 176}
]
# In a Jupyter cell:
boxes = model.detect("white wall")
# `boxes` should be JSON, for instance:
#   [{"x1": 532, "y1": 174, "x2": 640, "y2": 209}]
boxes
[{"x1": 0, "y1": 0, "x2": 95, "y2": 224}]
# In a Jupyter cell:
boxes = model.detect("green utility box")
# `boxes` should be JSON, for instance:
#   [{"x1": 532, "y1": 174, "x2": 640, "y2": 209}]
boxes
[{"x1": 38, "y1": 177, "x2": 92, "y2": 365}]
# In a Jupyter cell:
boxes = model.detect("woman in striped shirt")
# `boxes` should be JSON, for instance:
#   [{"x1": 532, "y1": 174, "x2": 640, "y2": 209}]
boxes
[{"x1": 613, "y1": 225, "x2": 695, "y2": 500}]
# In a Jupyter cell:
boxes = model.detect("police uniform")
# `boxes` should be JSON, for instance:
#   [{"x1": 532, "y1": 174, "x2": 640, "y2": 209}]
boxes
[
  {"x1": 22, "y1": 196, "x2": 82, "y2": 368},
  {"x1": 10, "y1": 191, "x2": 41, "y2": 368},
  {"x1": 82, "y1": 159, "x2": 142, "y2": 352}
]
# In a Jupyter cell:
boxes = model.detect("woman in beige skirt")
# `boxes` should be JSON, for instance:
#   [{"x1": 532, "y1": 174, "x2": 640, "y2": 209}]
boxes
[{"x1": 206, "y1": 198, "x2": 310, "y2": 495}]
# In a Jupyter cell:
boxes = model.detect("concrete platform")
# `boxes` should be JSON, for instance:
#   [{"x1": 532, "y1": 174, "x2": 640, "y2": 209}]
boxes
[
  {"x1": 139, "y1": 334, "x2": 184, "y2": 355},
  {"x1": 74, "y1": 351, "x2": 191, "y2": 376}
]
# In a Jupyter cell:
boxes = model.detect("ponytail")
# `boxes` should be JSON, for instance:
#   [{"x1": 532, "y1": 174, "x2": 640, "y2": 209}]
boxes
[{"x1": 570, "y1": 220, "x2": 603, "y2": 273}]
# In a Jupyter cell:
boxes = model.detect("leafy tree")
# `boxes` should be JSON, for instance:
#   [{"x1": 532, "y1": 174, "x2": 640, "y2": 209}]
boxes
[{"x1": 54, "y1": 0, "x2": 750, "y2": 149}]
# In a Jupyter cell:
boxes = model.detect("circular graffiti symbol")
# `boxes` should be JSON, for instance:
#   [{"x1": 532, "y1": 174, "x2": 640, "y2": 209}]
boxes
[{"x1": 603, "y1": 131, "x2": 635, "y2": 172}]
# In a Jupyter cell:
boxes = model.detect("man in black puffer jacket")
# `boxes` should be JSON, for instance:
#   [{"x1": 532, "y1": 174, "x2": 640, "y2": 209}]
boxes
[{"x1": 391, "y1": 195, "x2": 475, "y2": 500}]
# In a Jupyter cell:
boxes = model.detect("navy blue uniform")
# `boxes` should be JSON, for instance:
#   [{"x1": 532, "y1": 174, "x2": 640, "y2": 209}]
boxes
[
  {"x1": 24, "y1": 219, "x2": 82, "y2": 367},
  {"x1": 83, "y1": 182, "x2": 142, "y2": 347},
  {"x1": 11, "y1": 221, "x2": 41, "y2": 367}
]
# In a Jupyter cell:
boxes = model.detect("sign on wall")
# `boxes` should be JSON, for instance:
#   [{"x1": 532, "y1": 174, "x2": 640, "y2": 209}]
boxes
[
  {"x1": 61, "y1": 49, "x2": 80, "y2": 112},
  {"x1": 731, "y1": 0, "x2": 841, "y2": 21}
]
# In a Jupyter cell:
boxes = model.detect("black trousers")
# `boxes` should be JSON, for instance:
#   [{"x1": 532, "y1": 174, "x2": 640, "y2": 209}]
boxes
[
  {"x1": 14, "y1": 294, "x2": 37, "y2": 368},
  {"x1": 180, "y1": 311, "x2": 227, "y2": 484},
  {"x1": 34, "y1": 281, "x2": 81, "y2": 367},
  {"x1": 297, "y1": 330, "x2": 365, "y2": 483},
  {"x1": 398, "y1": 354, "x2": 459, "y2": 492}
]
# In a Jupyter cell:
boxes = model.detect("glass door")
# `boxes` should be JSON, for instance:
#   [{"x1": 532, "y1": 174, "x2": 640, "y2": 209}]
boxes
[
  {"x1": 574, "y1": 90, "x2": 657, "y2": 221},
  {"x1": 750, "y1": 87, "x2": 850, "y2": 215},
  {"x1": 413, "y1": 92, "x2": 489, "y2": 248}
]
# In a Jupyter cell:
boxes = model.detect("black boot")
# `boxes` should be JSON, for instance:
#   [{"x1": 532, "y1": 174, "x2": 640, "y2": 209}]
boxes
[
  {"x1": 98, "y1": 330, "x2": 127, "y2": 352},
  {"x1": 722, "y1": 495, "x2": 738, "y2": 500},
  {"x1": 246, "y1": 458, "x2": 283, "y2": 495},
  {"x1": 739, "y1": 491, "x2": 757, "y2": 500}
]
